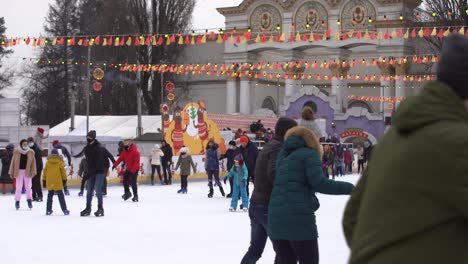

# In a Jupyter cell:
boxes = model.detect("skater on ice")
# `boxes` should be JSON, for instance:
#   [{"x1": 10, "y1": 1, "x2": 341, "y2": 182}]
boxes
[
  {"x1": 52, "y1": 140, "x2": 71, "y2": 195},
  {"x1": 343, "y1": 34, "x2": 468, "y2": 264},
  {"x1": 9, "y1": 139, "x2": 37, "y2": 210},
  {"x1": 150, "y1": 144, "x2": 164, "y2": 185},
  {"x1": 268, "y1": 126, "x2": 354, "y2": 264},
  {"x1": 27, "y1": 137, "x2": 43, "y2": 202},
  {"x1": 220, "y1": 140, "x2": 238, "y2": 198},
  {"x1": 224, "y1": 154, "x2": 248, "y2": 212},
  {"x1": 238, "y1": 135, "x2": 258, "y2": 196},
  {"x1": 113, "y1": 138, "x2": 141, "y2": 202},
  {"x1": 42, "y1": 148, "x2": 69, "y2": 215},
  {"x1": 205, "y1": 138, "x2": 224, "y2": 198},
  {"x1": 0, "y1": 144, "x2": 14, "y2": 195},
  {"x1": 160, "y1": 140, "x2": 173, "y2": 185},
  {"x1": 77, "y1": 157, "x2": 88, "y2": 197},
  {"x1": 174, "y1": 147, "x2": 196, "y2": 194},
  {"x1": 241, "y1": 117, "x2": 297, "y2": 264}
]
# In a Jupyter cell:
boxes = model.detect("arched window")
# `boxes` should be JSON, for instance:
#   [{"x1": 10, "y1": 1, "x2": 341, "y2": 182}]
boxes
[
  {"x1": 262, "y1": 96, "x2": 277, "y2": 113},
  {"x1": 348, "y1": 100, "x2": 373, "y2": 113}
]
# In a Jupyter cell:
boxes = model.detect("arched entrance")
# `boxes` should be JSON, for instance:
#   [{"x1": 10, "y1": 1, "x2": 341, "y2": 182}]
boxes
[
  {"x1": 261, "y1": 96, "x2": 277, "y2": 114},
  {"x1": 340, "y1": 129, "x2": 377, "y2": 145}
]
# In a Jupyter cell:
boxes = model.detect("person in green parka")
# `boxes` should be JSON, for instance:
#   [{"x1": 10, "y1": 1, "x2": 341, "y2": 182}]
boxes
[
  {"x1": 268, "y1": 126, "x2": 354, "y2": 264},
  {"x1": 343, "y1": 34, "x2": 468, "y2": 264}
]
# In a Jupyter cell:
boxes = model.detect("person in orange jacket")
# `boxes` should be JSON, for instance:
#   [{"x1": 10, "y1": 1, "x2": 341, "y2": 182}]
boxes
[{"x1": 113, "y1": 138, "x2": 141, "y2": 202}]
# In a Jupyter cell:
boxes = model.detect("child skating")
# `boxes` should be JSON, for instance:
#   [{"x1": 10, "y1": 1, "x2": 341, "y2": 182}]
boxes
[
  {"x1": 174, "y1": 147, "x2": 196, "y2": 194},
  {"x1": 224, "y1": 154, "x2": 249, "y2": 212},
  {"x1": 42, "y1": 149, "x2": 69, "y2": 215}
]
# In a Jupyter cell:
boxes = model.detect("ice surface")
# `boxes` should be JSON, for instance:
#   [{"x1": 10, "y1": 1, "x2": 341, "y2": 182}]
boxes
[{"x1": 0, "y1": 176, "x2": 359, "y2": 264}]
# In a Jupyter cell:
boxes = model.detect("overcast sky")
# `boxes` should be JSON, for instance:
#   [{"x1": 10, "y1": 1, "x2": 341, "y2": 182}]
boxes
[{"x1": 1, "y1": 0, "x2": 243, "y2": 98}]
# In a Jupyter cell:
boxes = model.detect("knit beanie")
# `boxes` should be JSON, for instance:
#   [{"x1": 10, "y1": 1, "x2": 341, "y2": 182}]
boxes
[
  {"x1": 274, "y1": 117, "x2": 298, "y2": 139},
  {"x1": 87, "y1": 130, "x2": 97, "y2": 140},
  {"x1": 239, "y1": 136, "x2": 249, "y2": 144},
  {"x1": 437, "y1": 34, "x2": 468, "y2": 99}
]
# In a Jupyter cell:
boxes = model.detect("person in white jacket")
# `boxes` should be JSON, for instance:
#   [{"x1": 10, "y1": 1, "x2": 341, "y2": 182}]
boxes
[{"x1": 150, "y1": 144, "x2": 164, "y2": 185}]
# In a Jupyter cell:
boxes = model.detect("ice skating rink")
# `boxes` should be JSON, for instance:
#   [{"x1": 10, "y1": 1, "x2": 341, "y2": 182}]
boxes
[{"x1": 0, "y1": 176, "x2": 359, "y2": 264}]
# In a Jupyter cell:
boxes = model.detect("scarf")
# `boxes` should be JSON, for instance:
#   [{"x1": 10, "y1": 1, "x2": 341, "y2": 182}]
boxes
[{"x1": 17, "y1": 147, "x2": 30, "y2": 155}]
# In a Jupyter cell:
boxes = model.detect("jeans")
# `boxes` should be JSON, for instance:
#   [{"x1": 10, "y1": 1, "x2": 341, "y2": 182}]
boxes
[
  {"x1": 272, "y1": 239, "x2": 319, "y2": 264},
  {"x1": 230, "y1": 184, "x2": 248, "y2": 209},
  {"x1": 15, "y1": 170, "x2": 32, "y2": 201},
  {"x1": 162, "y1": 162, "x2": 172, "y2": 183},
  {"x1": 80, "y1": 174, "x2": 89, "y2": 192},
  {"x1": 32, "y1": 166, "x2": 43, "y2": 200},
  {"x1": 46, "y1": 190, "x2": 67, "y2": 212},
  {"x1": 207, "y1": 169, "x2": 224, "y2": 196},
  {"x1": 86, "y1": 173, "x2": 105, "y2": 208},
  {"x1": 241, "y1": 203, "x2": 280, "y2": 264},
  {"x1": 151, "y1": 165, "x2": 162, "y2": 182},
  {"x1": 358, "y1": 160, "x2": 365, "y2": 173},
  {"x1": 334, "y1": 165, "x2": 344, "y2": 177},
  {"x1": 123, "y1": 170, "x2": 138, "y2": 197},
  {"x1": 181, "y1": 175, "x2": 188, "y2": 189}
]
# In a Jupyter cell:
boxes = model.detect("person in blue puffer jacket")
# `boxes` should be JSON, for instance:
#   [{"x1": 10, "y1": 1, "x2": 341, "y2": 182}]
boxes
[
  {"x1": 224, "y1": 154, "x2": 248, "y2": 212},
  {"x1": 205, "y1": 138, "x2": 225, "y2": 198},
  {"x1": 268, "y1": 126, "x2": 354, "y2": 264}
]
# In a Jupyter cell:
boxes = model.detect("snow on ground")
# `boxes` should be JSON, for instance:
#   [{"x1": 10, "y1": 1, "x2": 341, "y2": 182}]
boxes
[{"x1": 0, "y1": 175, "x2": 359, "y2": 264}]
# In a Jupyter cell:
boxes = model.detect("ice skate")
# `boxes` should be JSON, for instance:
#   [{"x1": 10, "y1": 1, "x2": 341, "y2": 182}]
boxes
[
  {"x1": 15, "y1": 201, "x2": 20, "y2": 210},
  {"x1": 243, "y1": 207, "x2": 248, "y2": 212},
  {"x1": 63, "y1": 210, "x2": 70, "y2": 216},
  {"x1": 182, "y1": 188, "x2": 187, "y2": 194},
  {"x1": 177, "y1": 189, "x2": 184, "y2": 194},
  {"x1": 64, "y1": 188, "x2": 70, "y2": 196},
  {"x1": 46, "y1": 210, "x2": 53, "y2": 215},
  {"x1": 80, "y1": 207, "x2": 91, "y2": 217},
  {"x1": 27, "y1": 199, "x2": 33, "y2": 209},
  {"x1": 208, "y1": 190, "x2": 213, "y2": 198},
  {"x1": 94, "y1": 207, "x2": 104, "y2": 217},
  {"x1": 229, "y1": 207, "x2": 236, "y2": 212},
  {"x1": 132, "y1": 195, "x2": 139, "y2": 202},
  {"x1": 122, "y1": 192, "x2": 132, "y2": 201},
  {"x1": 78, "y1": 191, "x2": 83, "y2": 197}
]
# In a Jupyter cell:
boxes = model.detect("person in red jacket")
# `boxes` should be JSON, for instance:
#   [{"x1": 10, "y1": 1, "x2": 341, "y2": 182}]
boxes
[
  {"x1": 344, "y1": 148, "x2": 353, "y2": 175},
  {"x1": 113, "y1": 139, "x2": 141, "y2": 202}
]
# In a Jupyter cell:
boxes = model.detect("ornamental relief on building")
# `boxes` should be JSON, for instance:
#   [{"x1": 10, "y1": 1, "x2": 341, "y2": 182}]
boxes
[
  {"x1": 249, "y1": 4, "x2": 283, "y2": 32},
  {"x1": 295, "y1": 1, "x2": 328, "y2": 31},
  {"x1": 340, "y1": 0, "x2": 376, "y2": 31}
]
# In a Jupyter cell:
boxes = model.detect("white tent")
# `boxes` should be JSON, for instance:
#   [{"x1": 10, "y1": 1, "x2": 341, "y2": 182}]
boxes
[{"x1": 50, "y1": 115, "x2": 163, "y2": 139}]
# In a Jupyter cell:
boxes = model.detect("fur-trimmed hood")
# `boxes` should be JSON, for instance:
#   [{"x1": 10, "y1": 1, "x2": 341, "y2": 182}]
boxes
[{"x1": 284, "y1": 126, "x2": 323, "y2": 157}]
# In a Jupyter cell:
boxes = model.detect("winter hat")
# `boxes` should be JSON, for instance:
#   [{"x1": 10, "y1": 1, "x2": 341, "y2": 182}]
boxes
[
  {"x1": 437, "y1": 34, "x2": 468, "y2": 99},
  {"x1": 37, "y1": 127, "x2": 44, "y2": 134},
  {"x1": 234, "y1": 154, "x2": 244, "y2": 165},
  {"x1": 275, "y1": 117, "x2": 298, "y2": 139},
  {"x1": 301, "y1": 107, "x2": 315, "y2": 121},
  {"x1": 228, "y1": 140, "x2": 236, "y2": 147},
  {"x1": 239, "y1": 136, "x2": 249, "y2": 144},
  {"x1": 154, "y1": 144, "x2": 160, "y2": 149},
  {"x1": 180, "y1": 147, "x2": 188, "y2": 154},
  {"x1": 51, "y1": 148, "x2": 59, "y2": 155},
  {"x1": 87, "y1": 130, "x2": 97, "y2": 140},
  {"x1": 6, "y1": 144, "x2": 14, "y2": 150},
  {"x1": 27, "y1": 137, "x2": 34, "y2": 143},
  {"x1": 52, "y1": 140, "x2": 59, "y2": 146}
]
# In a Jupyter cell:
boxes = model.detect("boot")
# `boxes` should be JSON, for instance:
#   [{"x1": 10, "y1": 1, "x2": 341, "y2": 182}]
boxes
[
  {"x1": 168, "y1": 179, "x2": 172, "y2": 185},
  {"x1": 63, "y1": 210, "x2": 70, "y2": 216},
  {"x1": 177, "y1": 189, "x2": 184, "y2": 194},
  {"x1": 27, "y1": 199, "x2": 33, "y2": 209},
  {"x1": 182, "y1": 188, "x2": 187, "y2": 194},
  {"x1": 94, "y1": 207, "x2": 104, "y2": 217},
  {"x1": 46, "y1": 210, "x2": 53, "y2": 215},
  {"x1": 78, "y1": 191, "x2": 84, "y2": 197},
  {"x1": 132, "y1": 195, "x2": 139, "y2": 202},
  {"x1": 122, "y1": 192, "x2": 132, "y2": 201},
  {"x1": 208, "y1": 189, "x2": 214, "y2": 198},
  {"x1": 160, "y1": 180, "x2": 164, "y2": 185},
  {"x1": 219, "y1": 186, "x2": 225, "y2": 197},
  {"x1": 64, "y1": 188, "x2": 70, "y2": 196},
  {"x1": 226, "y1": 193, "x2": 232, "y2": 198},
  {"x1": 37, "y1": 197, "x2": 43, "y2": 202},
  {"x1": 80, "y1": 206, "x2": 91, "y2": 217},
  {"x1": 15, "y1": 201, "x2": 20, "y2": 210},
  {"x1": 229, "y1": 207, "x2": 236, "y2": 212}
]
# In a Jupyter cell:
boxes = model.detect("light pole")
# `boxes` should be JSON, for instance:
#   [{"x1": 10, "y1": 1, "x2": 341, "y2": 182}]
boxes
[
  {"x1": 136, "y1": 63, "x2": 143, "y2": 137},
  {"x1": 70, "y1": 83, "x2": 76, "y2": 132},
  {"x1": 86, "y1": 45, "x2": 91, "y2": 134}
]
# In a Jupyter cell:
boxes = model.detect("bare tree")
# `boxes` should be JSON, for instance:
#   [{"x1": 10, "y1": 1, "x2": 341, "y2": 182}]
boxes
[
  {"x1": 0, "y1": 17, "x2": 13, "y2": 94},
  {"x1": 130, "y1": 0, "x2": 196, "y2": 114}
]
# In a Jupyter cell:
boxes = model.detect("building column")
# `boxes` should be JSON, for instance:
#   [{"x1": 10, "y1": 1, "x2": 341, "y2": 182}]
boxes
[
  {"x1": 283, "y1": 65, "x2": 305, "y2": 103},
  {"x1": 226, "y1": 78, "x2": 237, "y2": 114},
  {"x1": 240, "y1": 79, "x2": 251, "y2": 115},
  {"x1": 329, "y1": 63, "x2": 350, "y2": 110},
  {"x1": 395, "y1": 62, "x2": 410, "y2": 108},
  {"x1": 378, "y1": 64, "x2": 395, "y2": 114}
]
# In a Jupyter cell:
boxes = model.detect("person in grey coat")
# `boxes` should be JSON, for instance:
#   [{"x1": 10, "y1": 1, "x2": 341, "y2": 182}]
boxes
[
  {"x1": 299, "y1": 106, "x2": 323, "y2": 140},
  {"x1": 174, "y1": 147, "x2": 196, "y2": 194}
]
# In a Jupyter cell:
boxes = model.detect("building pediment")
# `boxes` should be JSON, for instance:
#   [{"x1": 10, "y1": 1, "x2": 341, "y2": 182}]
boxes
[{"x1": 218, "y1": 0, "x2": 422, "y2": 16}]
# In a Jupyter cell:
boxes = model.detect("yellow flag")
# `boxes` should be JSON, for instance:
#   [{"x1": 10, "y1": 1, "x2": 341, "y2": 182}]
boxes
[
  {"x1": 364, "y1": 29, "x2": 370, "y2": 39},
  {"x1": 431, "y1": 27, "x2": 437, "y2": 36},
  {"x1": 348, "y1": 30, "x2": 354, "y2": 38},
  {"x1": 255, "y1": 34, "x2": 261, "y2": 43},
  {"x1": 166, "y1": 36, "x2": 171, "y2": 46},
  {"x1": 335, "y1": 31, "x2": 341, "y2": 40},
  {"x1": 102, "y1": 38, "x2": 107, "y2": 46},
  {"x1": 460, "y1": 26, "x2": 465, "y2": 35},
  {"x1": 296, "y1": 32, "x2": 301, "y2": 42},
  {"x1": 391, "y1": 29, "x2": 397, "y2": 38},
  {"x1": 280, "y1": 33, "x2": 286, "y2": 42},
  {"x1": 126, "y1": 37, "x2": 132, "y2": 46},
  {"x1": 269, "y1": 34, "x2": 274, "y2": 43},
  {"x1": 178, "y1": 35, "x2": 184, "y2": 45},
  {"x1": 52, "y1": 38, "x2": 57, "y2": 45},
  {"x1": 201, "y1": 34, "x2": 207, "y2": 44},
  {"x1": 443, "y1": 27, "x2": 450, "y2": 37},
  {"x1": 377, "y1": 30, "x2": 383, "y2": 40},
  {"x1": 418, "y1": 28, "x2": 424, "y2": 38},
  {"x1": 229, "y1": 35, "x2": 234, "y2": 44},
  {"x1": 217, "y1": 34, "x2": 223, "y2": 43},
  {"x1": 403, "y1": 29, "x2": 409, "y2": 39},
  {"x1": 191, "y1": 36, "x2": 195, "y2": 45},
  {"x1": 309, "y1": 32, "x2": 314, "y2": 42}
]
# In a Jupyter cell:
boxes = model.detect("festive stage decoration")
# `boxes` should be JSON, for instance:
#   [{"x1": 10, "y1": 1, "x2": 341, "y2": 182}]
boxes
[
  {"x1": 164, "y1": 101, "x2": 227, "y2": 155},
  {"x1": 348, "y1": 95, "x2": 405, "y2": 103},
  {"x1": 2, "y1": 26, "x2": 468, "y2": 48}
]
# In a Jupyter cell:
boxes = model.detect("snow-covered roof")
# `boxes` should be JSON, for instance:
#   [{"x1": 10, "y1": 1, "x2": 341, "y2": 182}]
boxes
[{"x1": 50, "y1": 115, "x2": 163, "y2": 139}]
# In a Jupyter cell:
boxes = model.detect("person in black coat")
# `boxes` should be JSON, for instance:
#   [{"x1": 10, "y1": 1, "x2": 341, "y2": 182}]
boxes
[
  {"x1": 161, "y1": 140, "x2": 173, "y2": 185},
  {"x1": 241, "y1": 117, "x2": 297, "y2": 264},
  {"x1": 0, "y1": 144, "x2": 14, "y2": 194},
  {"x1": 238, "y1": 136, "x2": 259, "y2": 196},
  {"x1": 221, "y1": 140, "x2": 237, "y2": 198},
  {"x1": 27, "y1": 137, "x2": 44, "y2": 202}
]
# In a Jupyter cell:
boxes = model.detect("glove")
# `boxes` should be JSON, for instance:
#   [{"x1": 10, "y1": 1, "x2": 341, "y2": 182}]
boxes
[
  {"x1": 240, "y1": 179, "x2": 246, "y2": 188},
  {"x1": 43, "y1": 181, "x2": 46, "y2": 188},
  {"x1": 63, "y1": 180, "x2": 67, "y2": 186},
  {"x1": 223, "y1": 177, "x2": 227, "y2": 184}
]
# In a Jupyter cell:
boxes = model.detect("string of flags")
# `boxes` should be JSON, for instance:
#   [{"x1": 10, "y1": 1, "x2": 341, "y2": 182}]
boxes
[
  {"x1": 348, "y1": 95, "x2": 406, "y2": 103},
  {"x1": 2, "y1": 25, "x2": 468, "y2": 48}
]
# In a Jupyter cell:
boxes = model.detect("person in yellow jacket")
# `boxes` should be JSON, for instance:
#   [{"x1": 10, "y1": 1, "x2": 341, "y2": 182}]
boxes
[{"x1": 42, "y1": 149, "x2": 69, "y2": 215}]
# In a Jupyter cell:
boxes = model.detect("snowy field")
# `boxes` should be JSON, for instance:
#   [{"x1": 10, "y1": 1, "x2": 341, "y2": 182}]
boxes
[{"x1": 0, "y1": 175, "x2": 359, "y2": 264}]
